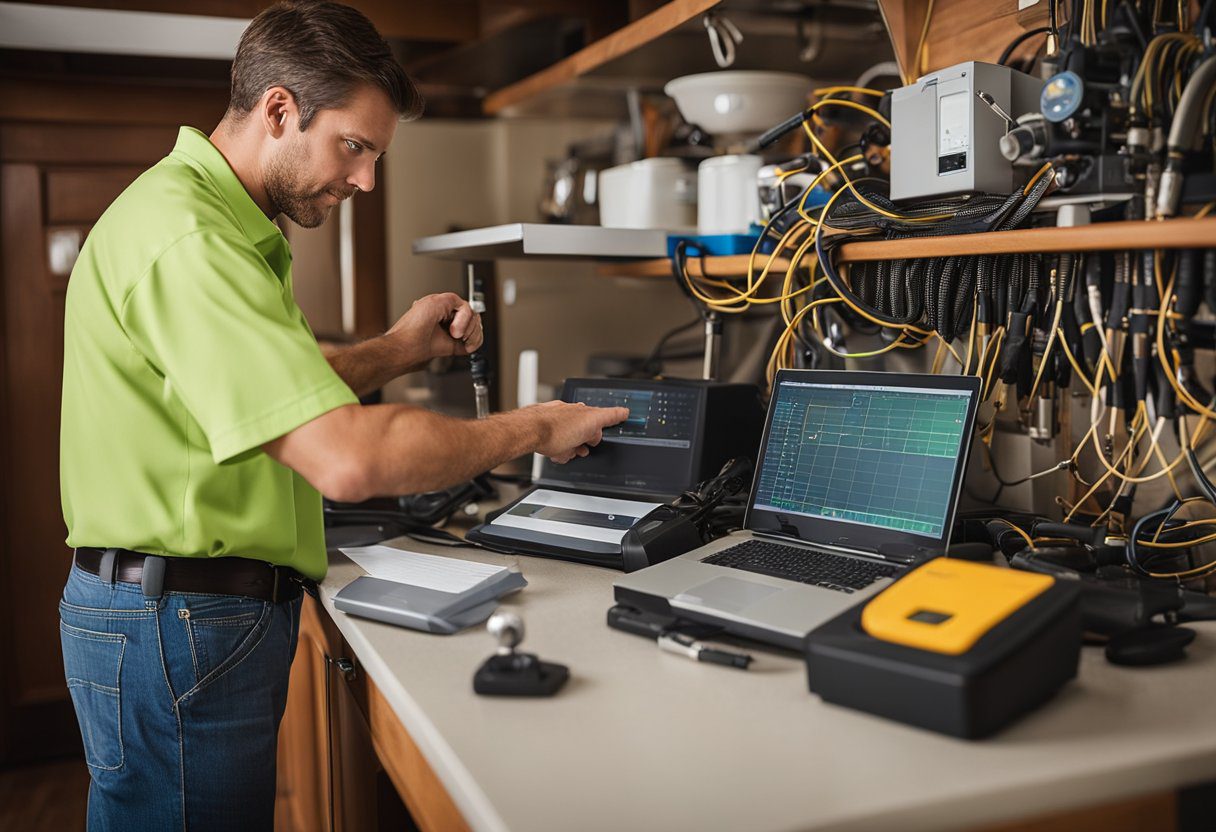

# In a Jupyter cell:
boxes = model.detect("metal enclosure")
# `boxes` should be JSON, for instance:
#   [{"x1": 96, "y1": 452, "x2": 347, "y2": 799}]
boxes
[{"x1": 890, "y1": 62, "x2": 1043, "y2": 201}]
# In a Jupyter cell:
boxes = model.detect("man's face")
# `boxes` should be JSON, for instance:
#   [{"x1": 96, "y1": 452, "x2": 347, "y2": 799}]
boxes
[{"x1": 264, "y1": 84, "x2": 399, "y2": 228}]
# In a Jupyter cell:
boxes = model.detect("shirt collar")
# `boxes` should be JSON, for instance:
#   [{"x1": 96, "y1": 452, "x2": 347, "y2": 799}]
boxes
[{"x1": 170, "y1": 126, "x2": 286, "y2": 256}]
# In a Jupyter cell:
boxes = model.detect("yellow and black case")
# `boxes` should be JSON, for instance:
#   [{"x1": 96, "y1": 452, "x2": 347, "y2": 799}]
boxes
[{"x1": 804, "y1": 559, "x2": 1081, "y2": 739}]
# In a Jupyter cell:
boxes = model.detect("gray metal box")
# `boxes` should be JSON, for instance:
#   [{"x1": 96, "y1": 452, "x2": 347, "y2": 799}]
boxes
[{"x1": 890, "y1": 61, "x2": 1043, "y2": 202}]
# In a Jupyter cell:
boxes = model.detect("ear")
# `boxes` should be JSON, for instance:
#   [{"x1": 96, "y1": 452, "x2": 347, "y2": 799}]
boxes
[{"x1": 259, "y1": 86, "x2": 296, "y2": 138}]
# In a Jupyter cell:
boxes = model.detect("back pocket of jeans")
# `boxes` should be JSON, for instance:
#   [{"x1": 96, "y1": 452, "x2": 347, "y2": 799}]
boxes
[{"x1": 59, "y1": 620, "x2": 125, "y2": 772}]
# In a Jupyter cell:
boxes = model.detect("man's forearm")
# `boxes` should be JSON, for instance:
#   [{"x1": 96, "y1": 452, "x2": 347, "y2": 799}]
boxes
[
  {"x1": 351, "y1": 404, "x2": 545, "y2": 497},
  {"x1": 267, "y1": 402, "x2": 547, "y2": 502},
  {"x1": 323, "y1": 336, "x2": 422, "y2": 397}
]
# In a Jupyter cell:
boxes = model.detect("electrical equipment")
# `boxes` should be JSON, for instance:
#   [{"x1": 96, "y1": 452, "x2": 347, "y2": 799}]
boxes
[
  {"x1": 612, "y1": 370, "x2": 981, "y2": 652},
  {"x1": 666, "y1": 6, "x2": 1216, "y2": 602},
  {"x1": 890, "y1": 61, "x2": 1043, "y2": 201},
  {"x1": 467, "y1": 378, "x2": 764, "y2": 571},
  {"x1": 536, "y1": 378, "x2": 763, "y2": 499},
  {"x1": 804, "y1": 560, "x2": 1082, "y2": 739}
]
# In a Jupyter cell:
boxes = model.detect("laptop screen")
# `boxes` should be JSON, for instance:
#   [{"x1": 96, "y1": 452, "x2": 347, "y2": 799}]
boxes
[{"x1": 747, "y1": 370, "x2": 980, "y2": 560}]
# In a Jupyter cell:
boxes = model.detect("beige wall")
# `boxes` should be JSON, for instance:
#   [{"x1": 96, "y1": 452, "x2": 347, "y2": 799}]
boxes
[{"x1": 383, "y1": 118, "x2": 700, "y2": 411}]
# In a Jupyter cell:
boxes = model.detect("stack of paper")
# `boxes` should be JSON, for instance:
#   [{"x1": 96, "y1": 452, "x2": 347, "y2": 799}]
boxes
[{"x1": 333, "y1": 545, "x2": 526, "y2": 634}]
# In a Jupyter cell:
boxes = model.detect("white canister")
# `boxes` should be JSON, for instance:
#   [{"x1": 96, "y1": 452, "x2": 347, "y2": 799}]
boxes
[
  {"x1": 598, "y1": 157, "x2": 697, "y2": 230},
  {"x1": 697, "y1": 153, "x2": 763, "y2": 235}
]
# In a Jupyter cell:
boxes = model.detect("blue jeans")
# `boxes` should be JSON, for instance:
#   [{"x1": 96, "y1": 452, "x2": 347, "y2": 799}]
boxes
[{"x1": 59, "y1": 562, "x2": 302, "y2": 831}]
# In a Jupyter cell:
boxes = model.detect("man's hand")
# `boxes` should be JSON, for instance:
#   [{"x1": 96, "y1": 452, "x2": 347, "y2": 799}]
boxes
[
  {"x1": 386, "y1": 292, "x2": 483, "y2": 371},
  {"x1": 529, "y1": 401, "x2": 631, "y2": 464},
  {"x1": 324, "y1": 292, "x2": 483, "y2": 396}
]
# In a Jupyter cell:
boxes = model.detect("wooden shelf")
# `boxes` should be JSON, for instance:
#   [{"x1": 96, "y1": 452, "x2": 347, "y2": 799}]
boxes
[
  {"x1": 483, "y1": 0, "x2": 720, "y2": 115},
  {"x1": 837, "y1": 217, "x2": 1216, "y2": 262},
  {"x1": 599, "y1": 218, "x2": 1216, "y2": 278},
  {"x1": 598, "y1": 254, "x2": 792, "y2": 279}
]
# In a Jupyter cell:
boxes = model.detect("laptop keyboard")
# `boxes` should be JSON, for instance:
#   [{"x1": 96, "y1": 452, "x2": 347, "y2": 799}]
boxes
[{"x1": 702, "y1": 540, "x2": 900, "y2": 593}]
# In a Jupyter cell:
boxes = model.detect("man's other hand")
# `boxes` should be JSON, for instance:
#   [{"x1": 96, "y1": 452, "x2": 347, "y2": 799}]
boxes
[
  {"x1": 530, "y1": 401, "x2": 631, "y2": 464},
  {"x1": 387, "y1": 292, "x2": 483, "y2": 369}
]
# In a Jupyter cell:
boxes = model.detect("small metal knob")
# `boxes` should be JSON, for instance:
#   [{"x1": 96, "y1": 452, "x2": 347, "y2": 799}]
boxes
[{"x1": 487, "y1": 611, "x2": 524, "y2": 654}]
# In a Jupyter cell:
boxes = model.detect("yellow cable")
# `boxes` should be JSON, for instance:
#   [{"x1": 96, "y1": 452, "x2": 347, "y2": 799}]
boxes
[
  {"x1": 931, "y1": 337, "x2": 948, "y2": 374},
  {"x1": 935, "y1": 332, "x2": 964, "y2": 368},
  {"x1": 682, "y1": 224, "x2": 815, "y2": 311},
  {"x1": 993, "y1": 518, "x2": 1037, "y2": 551},
  {"x1": 1023, "y1": 161, "x2": 1055, "y2": 196},
  {"x1": 1064, "y1": 411, "x2": 1147, "y2": 522},
  {"x1": 813, "y1": 86, "x2": 886, "y2": 99},
  {"x1": 796, "y1": 153, "x2": 865, "y2": 224},
  {"x1": 765, "y1": 296, "x2": 842, "y2": 384},
  {"x1": 808, "y1": 98, "x2": 891, "y2": 129},
  {"x1": 1084, "y1": 401, "x2": 1186, "y2": 484},
  {"x1": 906, "y1": 0, "x2": 936, "y2": 84},
  {"x1": 819, "y1": 331, "x2": 931, "y2": 361},
  {"x1": 1158, "y1": 273, "x2": 1216, "y2": 420},
  {"x1": 981, "y1": 327, "x2": 1006, "y2": 401},
  {"x1": 1058, "y1": 331, "x2": 1098, "y2": 397},
  {"x1": 803, "y1": 123, "x2": 957, "y2": 223},
  {"x1": 963, "y1": 303, "x2": 978, "y2": 375},
  {"x1": 1027, "y1": 297, "x2": 1064, "y2": 400}
]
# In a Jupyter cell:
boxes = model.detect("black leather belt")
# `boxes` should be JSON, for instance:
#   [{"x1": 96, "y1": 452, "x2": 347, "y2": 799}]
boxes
[{"x1": 74, "y1": 547, "x2": 307, "y2": 604}]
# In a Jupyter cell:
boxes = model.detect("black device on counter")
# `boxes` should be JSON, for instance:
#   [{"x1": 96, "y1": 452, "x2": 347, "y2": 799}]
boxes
[
  {"x1": 467, "y1": 378, "x2": 764, "y2": 571},
  {"x1": 804, "y1": 560, "x2": 1081, "y2": 739},
  {"x1": 536, "y1": 377, "x2": 763, "y2": 498}
]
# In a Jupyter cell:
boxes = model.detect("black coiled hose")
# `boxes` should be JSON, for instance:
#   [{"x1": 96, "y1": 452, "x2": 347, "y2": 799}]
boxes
[{"x1": 815, "y1": 174, "x2": 1055, "y2": 351}]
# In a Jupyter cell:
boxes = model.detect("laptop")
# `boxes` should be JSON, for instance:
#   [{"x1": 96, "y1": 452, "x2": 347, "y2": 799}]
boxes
[{"x1": 613, "y1": 369, "x2": 982, "y2": 650}]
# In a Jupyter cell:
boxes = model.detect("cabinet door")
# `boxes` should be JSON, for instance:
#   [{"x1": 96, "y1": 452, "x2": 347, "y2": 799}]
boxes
[
  {"x1": 276, "y1": 596, "x2": 411, "y2": 832},
  {"x1": 276, "y1": 598, "x2": 334, "y2": 831}
]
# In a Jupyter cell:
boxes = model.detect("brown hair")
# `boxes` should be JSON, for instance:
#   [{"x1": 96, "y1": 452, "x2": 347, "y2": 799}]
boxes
[{"x1": 227, "y1": 0, "x2": 423, "y2": 129}]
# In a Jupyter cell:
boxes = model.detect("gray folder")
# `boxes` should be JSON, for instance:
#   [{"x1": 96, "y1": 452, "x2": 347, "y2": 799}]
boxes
[{"x1": 333, "y1": 571, "x2": 527, "y2": 634}]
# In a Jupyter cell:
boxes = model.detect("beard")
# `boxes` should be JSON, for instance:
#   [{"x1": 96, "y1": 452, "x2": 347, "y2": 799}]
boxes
[{"x1": 263, "y1": 139, "x2": 354, "y2": 228}]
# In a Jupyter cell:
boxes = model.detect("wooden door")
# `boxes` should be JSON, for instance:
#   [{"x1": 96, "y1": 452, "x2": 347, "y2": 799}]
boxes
[
  {"x1": 0, "y1": 75, "x2": 388, "y2": 765},
  {"x1": 0, "y1": 131, "x2": 183, "y2": 762},
  {"x1": 0, "y1": 80, "x2": 227, "y2": 763}
]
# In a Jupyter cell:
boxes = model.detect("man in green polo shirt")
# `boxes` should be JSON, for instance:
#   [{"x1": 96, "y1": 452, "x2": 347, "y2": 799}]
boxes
[{"x1": 58, "y1": 3, "x2": 625, "y2": 829}]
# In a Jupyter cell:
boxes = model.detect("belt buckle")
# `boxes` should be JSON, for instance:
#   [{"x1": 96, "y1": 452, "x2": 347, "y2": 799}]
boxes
[{"x1": 271, "y1": 566, "x2": 281, "y2": 603}]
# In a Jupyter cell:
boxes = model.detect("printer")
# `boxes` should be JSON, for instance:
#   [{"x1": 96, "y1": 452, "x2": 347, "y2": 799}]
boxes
[{"x1": 468, "y1": 377, "x2": 763, "y2": 570}]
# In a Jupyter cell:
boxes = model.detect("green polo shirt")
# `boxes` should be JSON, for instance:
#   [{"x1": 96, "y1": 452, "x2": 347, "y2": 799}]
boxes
[{"x1": 60, "y1": 126, "x2": 358, "y2": 580}]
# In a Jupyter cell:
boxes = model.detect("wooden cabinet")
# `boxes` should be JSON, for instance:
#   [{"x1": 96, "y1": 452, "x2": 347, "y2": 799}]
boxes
[
  {"x1": 275, "y1": 596, "x2": 413, "y2": 832},
  {"x1": 276, "y1": 595, "x2": 472, "y2": 832}
]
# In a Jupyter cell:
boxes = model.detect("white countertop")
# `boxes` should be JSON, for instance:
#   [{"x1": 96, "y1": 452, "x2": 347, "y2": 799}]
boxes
[{"x1": 319, "y1": 539, "x2": 1216, "y2": 832}]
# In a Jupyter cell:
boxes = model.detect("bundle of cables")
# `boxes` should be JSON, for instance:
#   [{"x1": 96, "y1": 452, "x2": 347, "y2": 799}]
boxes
[
  {"x1": 813, "y1": 164, "x2": 1057, "y2": 365},
  {"x1": 667, "y1": 51, "x2": 1216, "y2": 587}
]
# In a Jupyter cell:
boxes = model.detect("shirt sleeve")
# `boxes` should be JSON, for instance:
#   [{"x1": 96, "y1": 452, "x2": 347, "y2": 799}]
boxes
[{"x1": 120, "y1": 229, "x2": 358, "y2": 464}]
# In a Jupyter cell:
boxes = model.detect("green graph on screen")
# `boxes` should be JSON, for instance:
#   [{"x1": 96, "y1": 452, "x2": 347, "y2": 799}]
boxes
[{"x1": 754, "y1": 385, "x2": 969, "y2": 537}]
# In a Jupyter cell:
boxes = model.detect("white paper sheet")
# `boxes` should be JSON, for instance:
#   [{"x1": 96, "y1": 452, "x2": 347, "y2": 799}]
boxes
[
  {"x1": 487, "y1": 489, "x2": 662, "y2": 544},
  {"x1": 340, "y1": 545, "x2": 506, "y2": 593}
]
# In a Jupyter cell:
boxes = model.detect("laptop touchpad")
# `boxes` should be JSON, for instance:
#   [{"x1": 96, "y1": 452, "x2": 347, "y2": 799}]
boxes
[{"x1": 674, "y1": 577, "x2": 783, "y2": 613}]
